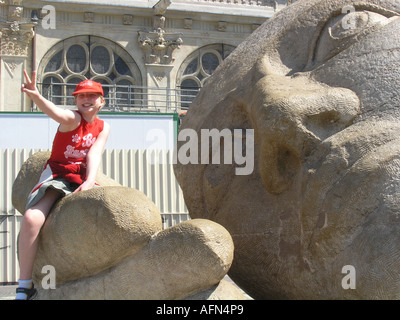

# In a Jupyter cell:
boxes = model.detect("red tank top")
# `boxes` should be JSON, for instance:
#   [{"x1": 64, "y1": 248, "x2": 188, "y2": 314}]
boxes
[{"x1": 48, "y1": 113, "x2": 104, "y2": 165}]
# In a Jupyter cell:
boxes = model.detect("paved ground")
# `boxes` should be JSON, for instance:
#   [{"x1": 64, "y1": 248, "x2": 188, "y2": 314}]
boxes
[
  {"x1": 0, "y1": 276, "x2": 252, "y2": 300},
  {"x1": 0, "y1": 284, "x2": 17, "y2": 300}
]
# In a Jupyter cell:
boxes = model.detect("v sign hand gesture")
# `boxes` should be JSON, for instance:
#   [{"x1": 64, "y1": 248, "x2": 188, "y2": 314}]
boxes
[
  {"x1": 21, "y1": 70, "x2": 40, "y2": 100},
  {"x1": 20, "y1": 69, "x2": 77, "y2": 126}
]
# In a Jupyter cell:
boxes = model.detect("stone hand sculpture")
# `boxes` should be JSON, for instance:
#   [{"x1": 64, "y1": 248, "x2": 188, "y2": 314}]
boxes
[
  {"x1": 174, "y1": 0, "x2": 400, "y2": 299},
  {"x1": 13, "y1": 151, "x2": 244, "y2": 300}
]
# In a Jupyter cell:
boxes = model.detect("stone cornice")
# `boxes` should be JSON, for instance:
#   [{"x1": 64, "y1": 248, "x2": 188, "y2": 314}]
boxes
[{"x1": 23, "y1": 0, "x2": 286, "y2": 18}]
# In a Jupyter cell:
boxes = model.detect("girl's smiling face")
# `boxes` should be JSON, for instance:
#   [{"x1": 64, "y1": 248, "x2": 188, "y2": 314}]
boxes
[{"x1": 75, "y1": 92, "x2": 105, "y2": 113}]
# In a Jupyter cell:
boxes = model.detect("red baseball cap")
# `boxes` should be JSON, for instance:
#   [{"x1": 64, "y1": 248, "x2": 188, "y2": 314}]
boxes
[{"x1": 72, "y1": 79, "x2": 104, "y2": 96}]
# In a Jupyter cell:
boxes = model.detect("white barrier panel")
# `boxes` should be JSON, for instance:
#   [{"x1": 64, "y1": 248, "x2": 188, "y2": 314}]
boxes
[
  {"x1": 0, "y1": 113, "x2": 177, "y2": 150},
  {"x1": 100, "y1": 149, "x2": 188, "y2": 215},
  {"x1": 0, "y1": 215, "x2": 22, "y2": 284}
]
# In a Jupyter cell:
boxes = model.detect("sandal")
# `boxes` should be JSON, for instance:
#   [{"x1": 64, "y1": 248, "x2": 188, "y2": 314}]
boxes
[{"x1": 15, "y1": 285, "x2": 38, "y2": 300}]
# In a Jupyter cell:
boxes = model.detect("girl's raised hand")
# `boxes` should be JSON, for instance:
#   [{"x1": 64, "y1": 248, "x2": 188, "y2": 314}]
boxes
[
  {"x1": 21, "y1": 70, "x2": 40, "y2": 99},
  {"x1": 20, "y1": 69, "x2": 77, "y2": 126}
]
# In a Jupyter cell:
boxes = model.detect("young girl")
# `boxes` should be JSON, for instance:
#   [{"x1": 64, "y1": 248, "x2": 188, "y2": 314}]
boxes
[{"x1": 16, "y1": 70, "x2": 110, "y2": 300}]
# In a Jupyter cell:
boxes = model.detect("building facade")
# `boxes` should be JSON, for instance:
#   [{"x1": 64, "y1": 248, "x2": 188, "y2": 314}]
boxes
[{"x1": 1, "y1": 0, "x2": 293, "y2": 113}]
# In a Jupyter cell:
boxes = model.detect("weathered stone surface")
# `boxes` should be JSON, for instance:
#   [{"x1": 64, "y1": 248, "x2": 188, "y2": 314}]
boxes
[
  {"x1": 174, "y1": 0, "x2": 400, "y2": 299},
  {"x1": 13, "y1": 152, "x2": 236, "y2": 299},
  {"x1": 33, "y1": 186, "x2": 163, "y2": 284},
  {"x1": 36, "y1": 219, "x2": 234, "y2": 300},
  {"x1": 184, "y1": 280, "x2": 246, "y2": 300}
]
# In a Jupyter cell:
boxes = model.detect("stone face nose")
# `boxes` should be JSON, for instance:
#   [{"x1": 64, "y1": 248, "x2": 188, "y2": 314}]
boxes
[{"x1": 241, "y1": 66, "x2": 360, "y2": 195}]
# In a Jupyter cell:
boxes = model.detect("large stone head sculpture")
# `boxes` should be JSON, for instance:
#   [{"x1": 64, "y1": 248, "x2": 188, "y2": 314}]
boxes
[{"x1": 174, "y1": 0, "x2": 400, "y2": 299}]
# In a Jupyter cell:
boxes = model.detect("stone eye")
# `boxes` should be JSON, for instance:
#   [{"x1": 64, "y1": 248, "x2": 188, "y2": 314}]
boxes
[{"x1": 310, "y1": 8, "x2": 396, "y2": 66}]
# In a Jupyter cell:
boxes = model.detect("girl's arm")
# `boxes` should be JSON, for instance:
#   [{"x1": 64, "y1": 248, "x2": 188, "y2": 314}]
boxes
[
  {"x1": 73, "y1": 122, "x2": 110, "y2": 193},
  {"x1": 22, "y1": 70, "x2": 78, "y2": 127}
]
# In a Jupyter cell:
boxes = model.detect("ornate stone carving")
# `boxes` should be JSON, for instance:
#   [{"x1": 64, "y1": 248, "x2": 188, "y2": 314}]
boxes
[
  {"x1": 7, "y1": 5, "x2": 23, "y2": 20},
  {"x1": 0, "y1": 22, "x2": 34, "y2": 56},
  {"x1": 138, "y1": 0, "x2": 183, "y2": 65},
  {"x1": 184, "y1": 18, "x2": 192, "y2": 29},
  {"x1": 153, "y1": 71, "x2": 165, "y2": 81},
  {"x1": 84, "y1": 12, "x2": 94, "y2": 23},
  {"x1": 217, "y1": 21, "x2": 227, "y2": 32},
  {"x1": 3, "y1": 58, "x2": 22, "y2": 77},
  {"x1": 8, "y1": 0, "x2": 23, "y2": 5},
  {"x1": 123, "y1": 14, "x2": 133, "y2": 25},
  {"x1": 0, "y1": 0, "x2": 35, "y2": 56},
  {"x1": 138, "y1": 28, "x2": 183, "y2": 65}
]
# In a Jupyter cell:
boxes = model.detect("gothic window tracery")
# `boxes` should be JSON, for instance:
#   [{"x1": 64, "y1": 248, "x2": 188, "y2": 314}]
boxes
[
  {"x1": 177, "y1": 44, "x2": 235, "y2": 109},
  {"x1": 38, "y1": 35, "x2": 141, "y2": 110}
]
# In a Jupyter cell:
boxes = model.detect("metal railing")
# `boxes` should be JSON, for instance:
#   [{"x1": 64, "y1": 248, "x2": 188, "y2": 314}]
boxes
[{"x1": 38, "y1": 82, "x2": 200, "y2": 113}]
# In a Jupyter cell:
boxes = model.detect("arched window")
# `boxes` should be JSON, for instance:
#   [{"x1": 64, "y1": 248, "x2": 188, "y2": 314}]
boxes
[
  {"x1": 177, "y1": 44, "x2": 235, "y2": 109},
  {"x1": 38, "y1": 36, "x2": 142, "y2": 111}
]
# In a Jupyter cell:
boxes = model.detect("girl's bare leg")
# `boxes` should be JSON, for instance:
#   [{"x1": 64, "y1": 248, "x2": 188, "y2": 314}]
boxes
[{"x1": 18, "y1": 189, "x2": 61, "y2": 280}]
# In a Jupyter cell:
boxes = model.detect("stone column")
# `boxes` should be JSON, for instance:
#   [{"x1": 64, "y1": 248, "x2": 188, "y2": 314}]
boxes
[
  {"x1": 137, "y1": 0, "x2": 182, "y2": 113},
  {"x1": 145, "y1": 63, "x2": 174, "y2": 112},
  {"x1": 0, "y1": 0, "x2": 35, "y2": 111}
]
